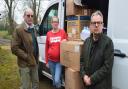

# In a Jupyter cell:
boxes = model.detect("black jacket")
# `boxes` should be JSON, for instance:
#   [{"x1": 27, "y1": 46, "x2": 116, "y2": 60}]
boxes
[{"x1": 80, "y1": 34, "x2": 114, "y2": 89}]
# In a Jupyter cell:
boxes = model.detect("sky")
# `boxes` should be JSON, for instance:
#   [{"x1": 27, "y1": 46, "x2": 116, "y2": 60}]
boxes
[
  {"x1": 0, "y1": 0, "x2": 50, "y2": 24},
  {"x1": 0, "y1": 0, "x2": 6, "y2": 16}
]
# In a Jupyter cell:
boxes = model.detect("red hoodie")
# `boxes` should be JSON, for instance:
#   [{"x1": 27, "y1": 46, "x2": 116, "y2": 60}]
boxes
[{"x1": 45, "y1": 29, "x2": 67, "y2": 64}]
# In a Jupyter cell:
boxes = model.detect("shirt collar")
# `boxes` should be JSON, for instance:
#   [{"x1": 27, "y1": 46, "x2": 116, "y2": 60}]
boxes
[{"x1": 24, "y1": 22, "x2": 34, "y2": 29}]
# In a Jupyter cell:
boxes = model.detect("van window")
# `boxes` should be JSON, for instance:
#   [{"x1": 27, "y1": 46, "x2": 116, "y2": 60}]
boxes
[{"x1": 39, "y1": 3, "x2": 58, "y2": 36}]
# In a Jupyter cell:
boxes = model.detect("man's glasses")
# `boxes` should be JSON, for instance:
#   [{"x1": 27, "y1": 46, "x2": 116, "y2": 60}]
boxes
[
  {"x1": 90, "y1": 21, "x2": 103, "y2": 26},
  {"x1": 27, "y1": 14, "x2": 33, "y2": 18}
]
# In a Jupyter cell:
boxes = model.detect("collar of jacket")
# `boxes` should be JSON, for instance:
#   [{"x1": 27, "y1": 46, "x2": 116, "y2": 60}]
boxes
[
  {"x1": 21, "y1": 22, "x2": 34, "y2": 32},
  {"x1": 90, "y1": 33, "x2": 103, "y2": 43}
]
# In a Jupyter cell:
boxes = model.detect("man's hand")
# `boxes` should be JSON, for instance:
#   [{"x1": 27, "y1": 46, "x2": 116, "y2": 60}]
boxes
[
  {"x1": 83, "y1": 75, "x2": 91, "y2": 86},
  {"x1": 61, "y1": 39, "x2": 67, "y2": 43},
  {"x1": 27, "y1": 55, "x2": 36, "y2": 66},
  {"x1": 46, "y1": 63, "x2": 49, "y2": 68}
]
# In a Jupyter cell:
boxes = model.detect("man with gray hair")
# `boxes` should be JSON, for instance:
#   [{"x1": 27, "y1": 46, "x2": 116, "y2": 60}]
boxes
[
  {"x1": 11, "y1": 8, "x2": 39, "y2": 89},
  {"x1": 80, "y1": 10, "x2": 114, "y2": 89}
]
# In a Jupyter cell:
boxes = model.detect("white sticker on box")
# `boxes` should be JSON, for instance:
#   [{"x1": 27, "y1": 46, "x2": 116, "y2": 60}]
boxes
[
  {"x1": 72, "y1": 28, "x2": 77, "y2": 34},
  {"x1": 74, "y1": 45, "x2": 80, "y2": 52}
]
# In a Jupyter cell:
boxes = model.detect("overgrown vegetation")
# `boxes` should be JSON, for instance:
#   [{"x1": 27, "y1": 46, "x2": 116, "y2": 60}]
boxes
[{"x1": 0, "y1": 46, "x2": 20, "y2": 89}]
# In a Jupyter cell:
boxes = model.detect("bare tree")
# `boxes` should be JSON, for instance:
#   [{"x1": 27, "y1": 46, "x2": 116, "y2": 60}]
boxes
[
  {"x1": 26, "y1": 0, "x2": 41, "y2": 24},
  {"x1": 4, "y1": 0, "x2": 14, "y2": 34},
  {"x1": 3, "y1": 0, "x2": 42, "y2": 34},
  {"x1": 3, "y1": 0, "x2": 19, "y2": 34},
  {"x1": 20, "y1": 0, "x2": 43, "y2": 24}
]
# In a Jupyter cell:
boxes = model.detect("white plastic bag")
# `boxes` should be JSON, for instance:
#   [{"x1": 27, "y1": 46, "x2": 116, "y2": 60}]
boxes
[{"x1": 80, "y1": 26, "x2": 90, "y2": 41}]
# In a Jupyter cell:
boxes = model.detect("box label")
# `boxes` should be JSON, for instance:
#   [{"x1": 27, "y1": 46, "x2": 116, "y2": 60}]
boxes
[{"x1": 74, "y1": 45, "x2": 80, "y2": 52}]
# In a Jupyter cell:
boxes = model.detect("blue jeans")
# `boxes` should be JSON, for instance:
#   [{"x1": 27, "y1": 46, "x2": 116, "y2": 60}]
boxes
[{"x1": 48, "y1": 60, "x2": 62, "y2": 88}]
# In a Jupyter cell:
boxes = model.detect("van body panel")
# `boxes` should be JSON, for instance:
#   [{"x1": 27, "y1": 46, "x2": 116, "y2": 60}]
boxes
[
  {"x1": 108, "y1": 0, "x2": 128, "y2": 89},
  {"x1": 112, "y1": 57, "x2": 128, "y2": 89},
  {"x1": 108, "y1": 0, "x2": 128, "y2": 55}
]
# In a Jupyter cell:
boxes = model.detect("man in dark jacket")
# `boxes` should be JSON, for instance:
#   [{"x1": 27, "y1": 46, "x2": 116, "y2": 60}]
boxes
[
  {"x1": 80, "y1": 10, "x2": 114, "y2": 89},
  {"x1": 11, "y1": 8, "x2": 39, "y2": 89}
]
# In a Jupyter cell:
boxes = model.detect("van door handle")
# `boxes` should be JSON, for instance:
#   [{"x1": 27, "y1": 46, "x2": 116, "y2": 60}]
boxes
[{"x1": 114, "y1": 49, "x2": 126, "y2": 58}]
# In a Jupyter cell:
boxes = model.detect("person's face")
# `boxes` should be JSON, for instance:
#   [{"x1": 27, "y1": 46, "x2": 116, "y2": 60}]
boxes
[
  {"x1": 89, "y1": 15, "x2": 103, "y2": 34},
  {"x1": 24, "y1": 10, "x2": 33, "y2": 26},
  {"x1": 51, "y1": 17, "x2": 59, "y2": 29}
]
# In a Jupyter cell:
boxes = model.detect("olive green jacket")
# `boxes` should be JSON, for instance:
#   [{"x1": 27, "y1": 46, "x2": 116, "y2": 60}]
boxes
[
  {"x1": 11, "y1": 22, "x2": 39, "y2": 67},
  {"x1": 80, "y1": 34, "x2": 114, "y2": 89}
]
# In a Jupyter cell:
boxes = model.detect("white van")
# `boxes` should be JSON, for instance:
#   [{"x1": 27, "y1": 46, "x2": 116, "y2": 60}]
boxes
[{"x1": 37, "y1": 0, "x2": 128, "y2": 89}]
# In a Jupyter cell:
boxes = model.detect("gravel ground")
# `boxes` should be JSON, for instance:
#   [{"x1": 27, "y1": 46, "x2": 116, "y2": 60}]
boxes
[
  {"x1": 0, "y1": 37, "x2": 10, "y2": 45},
  {"x1": 39, "y1": 77, "x2": 53, "y2": 89}
]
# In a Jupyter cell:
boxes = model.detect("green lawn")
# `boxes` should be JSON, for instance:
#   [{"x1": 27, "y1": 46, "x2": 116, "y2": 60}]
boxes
[{"x1": 0, "y1": 46, "x2": 20, "y2": 89}]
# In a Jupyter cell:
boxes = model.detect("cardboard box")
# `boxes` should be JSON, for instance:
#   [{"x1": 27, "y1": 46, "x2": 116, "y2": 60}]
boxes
[
  {"x1": 66, "y1": 0, "x2": 94, "y2": 16},
  {"x1": 66, "y1": 0, "x2": 84, "y2": 16},
  {"x1": 60, "y1": 41, "x2": 84, "y2": 71},
  {"x1": 65, "y1": 68, "x2": 84, "y2": 89},
  {"x1": 67, "y1": 19, "x2": 90, "y2": 40},
  {"x1": 83, "y1": 9, "x2": 96, "y2": 16}
]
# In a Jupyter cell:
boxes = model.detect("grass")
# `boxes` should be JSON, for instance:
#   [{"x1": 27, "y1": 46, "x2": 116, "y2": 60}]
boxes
[
  {"x1": 0, "y1": 31, "x2": 53, "y2": 89},
  {"x1": 0, "y1": 46, "x2": 20, "y2": 89},
  {"x1": 0, "y1": 31, "x2": 12, "y2": 40}
]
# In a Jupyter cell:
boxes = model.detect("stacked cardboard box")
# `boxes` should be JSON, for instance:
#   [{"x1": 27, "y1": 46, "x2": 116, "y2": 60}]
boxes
[
  {"x1": 67, "y1": 15, "x2": 90, "y2": 40},
  {"x1": 64, "y1": 1, "x2": 91, "y2": 88},
  {"x1": 66, "y1": 0, "x2": 93, "y2": 16},
  {"x1": 65, "y1": 68, "x2": 84, "y2": 89},
  {"x1": 66, "y1": 0, "x2": 94, "y2": 41},
  {"x1": 60, "y1": 33, "x2": 85, "y2": 89},
  {"x1": 66, "y1": 0, "x2": 82, "y2": 16},
  {"x1": 60, "y1": 41, "x2": 84, "y2": 71}
]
